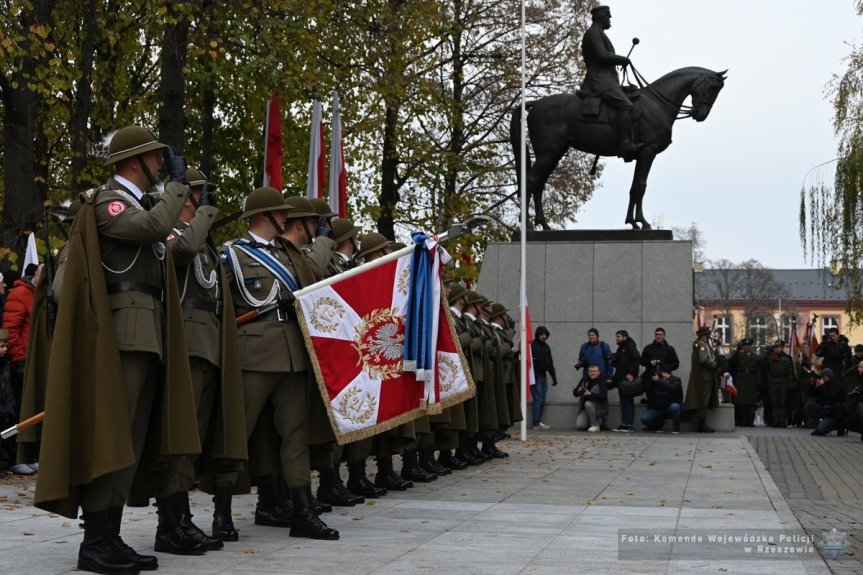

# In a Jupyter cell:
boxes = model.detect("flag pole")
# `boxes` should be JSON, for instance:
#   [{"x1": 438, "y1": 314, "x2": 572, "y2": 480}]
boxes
[{"x1": 519, "y1": 0, "x2": 528, "y2": 443}]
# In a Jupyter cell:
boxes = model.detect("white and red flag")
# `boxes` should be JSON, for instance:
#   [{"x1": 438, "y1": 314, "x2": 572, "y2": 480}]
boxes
[
  {"x1": 328, "y1": 91, "x2": 347, "y2": 218},
  {"x1": 521, "y1": 292, "x2": 533, "y2": 402},
  {"x1": 295, "y1": 242, "x2": 474, "y2": 444},
  {"x1": 306, "y1": 100, "x2": 325, "y2": 199}
]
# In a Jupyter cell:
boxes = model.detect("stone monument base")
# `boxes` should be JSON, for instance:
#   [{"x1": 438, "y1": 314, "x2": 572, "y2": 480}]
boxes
[{"x1": 477, "y1": 230, "x2": 734, "y2": 432}]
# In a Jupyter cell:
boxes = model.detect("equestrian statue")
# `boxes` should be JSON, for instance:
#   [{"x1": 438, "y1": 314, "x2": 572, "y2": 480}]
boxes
[{"x1": 511, "y1": 4, "x2": 726, "y2": 230}]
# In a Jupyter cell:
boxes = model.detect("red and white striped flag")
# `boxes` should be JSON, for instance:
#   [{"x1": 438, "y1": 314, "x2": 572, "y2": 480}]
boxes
[
  {"x1": 306, "y1": 100, "x2": 325, "y2": 199},
  {"x1": 521, "y1": 292, "x2": 533, "y2": 402},
  {"x1": 328, "y1": 91, "x2": 347, "y2": 218},
  {"x1": 295, "y1": 246, "x2": 474, "y2": 444},
  {"x1": 694, "y1": 306, "x2": 705, "y2": 332},
  {"x1": 262, "y1": 93, "x2": 283, "y2": 191}
]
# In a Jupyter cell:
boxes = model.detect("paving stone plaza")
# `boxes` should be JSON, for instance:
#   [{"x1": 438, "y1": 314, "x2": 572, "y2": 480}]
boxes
[{"x1": 2, "y1": 427, "x2": 859, "y2": 574}]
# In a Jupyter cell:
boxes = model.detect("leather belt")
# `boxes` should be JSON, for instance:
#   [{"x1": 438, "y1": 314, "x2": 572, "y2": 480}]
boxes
[
  {"x1": 253, "y1": 309, "x2": 291, "y2": 323},
  {"x1": 107, "y1": 281, "x2": 162, "y2": 300},
  {"x1": 182, "y1": 299, "x2": 222, "y2": 317}
]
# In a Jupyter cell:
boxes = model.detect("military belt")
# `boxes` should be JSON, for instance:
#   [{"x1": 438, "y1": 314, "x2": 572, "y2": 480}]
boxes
[
  {"x1": 182, "y1": 299, "x2": 222, "y2": 317},
  {"x1": 254, "y1": 308, "x2": 291, "y2": 323},
  {"x1": 107, "y1": 281, "x2": 162, "y2": 300}
]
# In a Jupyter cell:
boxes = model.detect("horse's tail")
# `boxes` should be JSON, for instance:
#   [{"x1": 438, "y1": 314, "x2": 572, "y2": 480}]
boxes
[{"x1": 509, "y1": 104, "x2": 533, "y2": 186}]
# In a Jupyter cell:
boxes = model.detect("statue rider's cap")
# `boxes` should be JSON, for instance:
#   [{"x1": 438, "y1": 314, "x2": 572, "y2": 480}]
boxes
[{"x1": 591, "y1": 5, "x2": 611, "y2": 16}]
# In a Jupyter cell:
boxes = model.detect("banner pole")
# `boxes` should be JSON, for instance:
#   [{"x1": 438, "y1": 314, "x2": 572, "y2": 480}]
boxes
[{"x1": 519, "y1": 0, "x2": 528, "y2": 443}]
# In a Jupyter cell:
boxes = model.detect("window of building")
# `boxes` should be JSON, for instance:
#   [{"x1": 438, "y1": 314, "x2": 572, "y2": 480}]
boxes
[
  {"x1": 780, "y1": 315, "x2": 798, "y2": 344},
  {"x1": 822, "y1": 316, "x2": 839, "y2": 336},
  {"x1": 714, "y1": 316, "x2": 731, "y2": 345},
  {"x1": 748, "y1": 316, "x2": 768, "y2": 348}
]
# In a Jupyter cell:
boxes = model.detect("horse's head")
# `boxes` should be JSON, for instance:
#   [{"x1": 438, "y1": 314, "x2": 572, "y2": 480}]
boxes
[{"x1": 689, "y1": 70, "x2": 727, "y2": 122}]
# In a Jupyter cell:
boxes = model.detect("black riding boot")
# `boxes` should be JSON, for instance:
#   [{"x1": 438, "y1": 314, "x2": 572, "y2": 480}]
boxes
[
  {"x1": 401, "y1": 448, "x2": 437, "y2": 482},
  {"x1": 108, "y1": 506, "x2": 158, "y2": 571},
  {"x1": 419, "y1": 446, "x2": 451, "y2": 475},
  {"x1": 78, "y1": 509, "x2": 140, "y2": 575},
  {"x1": 437, "y1": 449, "x2": 468, "y2": 471},
  {"x1": 347, "y1": 458, "x2": 387, "y2": 498},
  {"x1": 317, "y1": 465, "x2": 364, "y2": 506},
  {"x1": 212, "y1": 486, "x2": 238, "y2": 542},
  {"x1": 178, "y1": 491, "x2": 223, "y2": 550},
  {"x1": 255, "y1": 475, "x2": 291, "y2": 527},
  {"x1": 289, "y1": 486, "x2": 340, "y2": 540},
  {"x1": 374, "y1": 455, "x2": 413, "y2": 491},
  {"x1": 617, "y1": 108, "x2": 638, "y2": 161},
  {"x1": 154, "y1": 494, "x2": 206, "y2": 555}
]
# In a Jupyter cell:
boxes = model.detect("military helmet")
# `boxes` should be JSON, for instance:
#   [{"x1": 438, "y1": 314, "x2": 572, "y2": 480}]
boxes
[
  {"x1": 309, "y1": 197, "x2": 337, "y2": 218},
  {"x1": 103, "y1": 126, "x2": 168, "y2": 166},
  {"x1": 283, "y1": 196, "x2": 318, "y2": 218},
  {"x1": 241, "y1": 186, "x2": 291, "y2": 219},
  {"x1": 463, "y1": 290, "x2": 488, "y2": 307},
  {"x1": 332, "y1": 218, "x2": 360, "y2": 244},
  {"x1": 0, "y1": 328, "x2": 8, "y2": 341},
  {"x1": 391, "y1": 242, "x2": 407, "y2": 251},
  {"x1": 356, "y1": 232, "x2": 393, "y2": 261},
  {"x1": 447, "y1": 284, "x2": 467, "y2": 305},
  {"x1": 489, "y1": 302, "x2": 508, "y2": 319},
  {"x1": 185, "y1": 167, "x2": 218, "y2": 192},
  {"x1": 696, "y1": 326, "x2": 712, "y2": 337}
]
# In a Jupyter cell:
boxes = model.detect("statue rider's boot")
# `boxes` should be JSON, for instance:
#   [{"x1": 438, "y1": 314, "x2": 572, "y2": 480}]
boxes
[{"x1": 617, "y1": 108, "x2": 639, "y2": 162}]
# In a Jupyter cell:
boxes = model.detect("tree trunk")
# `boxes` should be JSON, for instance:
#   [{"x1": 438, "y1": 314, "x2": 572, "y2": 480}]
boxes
[
  {"x1": 70, "y1": 0, "x2": 99, "y2": 194},
  {"x1": 158, "y1": 4, "x2": 189, "y2": 152},
  {"x1": 0, "y1": 0, "x2": 57, "y2": 253},
  {"x1": 377, "y1": 105, "x2": 399, "y2": 240}
]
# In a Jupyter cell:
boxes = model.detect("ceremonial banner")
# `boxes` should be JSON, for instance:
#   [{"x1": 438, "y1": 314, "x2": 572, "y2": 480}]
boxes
[
  {"x1": 295, "y1": 245, "x2": 474, "y2": 444},
  {"x1": 306, "y1": 100, "x2": 325, "y2": 199},
  {"x1": 328, "y1": 91, "x2": 347, "y2": 218},
  {"x1": 263, "y1": 93, "x2": 283, "y2": 191}
]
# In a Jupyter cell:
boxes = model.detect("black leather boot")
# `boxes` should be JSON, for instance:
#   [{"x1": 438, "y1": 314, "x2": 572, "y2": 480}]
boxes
[
  {"x1": 255, "y1": 475, "x2": 292, "y2": 527},
  {"x1": 286, "y1": 474, "x2": 330, "y2": 514},
  {"x1": 289, "y1": 486, "x2": 340, "y2": 540},
  {"x1": 178, "y1": 491, "x2": 223, "y2": 550},
  {"x1": 212, "y1": 486, "x2": 238, "y2": 542},
  {"x1": 346, "y1": 459, "x2": 387, "y2": 498},
  {"x1": 401, "y1": 449, "x2": 437, "y2": 482},
  {"x1": 438, "y1": 450, "x2": 468, "y2": 471},
  {"x1": 154, "y1": 495, "x2": 207, "y2": 555},
  {"x1": 317, "y1": 466, "x2": 364, "y2": 507},
  {"x1": 107, "y1": 506, "x2": 158, "y2": 571},
  {"x1": 78, "y1": 509, "x2": 140, "y2": 575},
  {"x1": 419, "y1": 447, "x2": 451, "y2": 475},
  {"x1": 697, "y1": 419, "x2": 715, "y2": 433},
  {"x1": 374, "y1": 455, "x2": 413, "y2": 491},
  {"x1": 481, "y1": 441, "x2": 509, "y2": 459},
  {"x1": 617, "y1": 108, "x2": 640, "y2": 162}
]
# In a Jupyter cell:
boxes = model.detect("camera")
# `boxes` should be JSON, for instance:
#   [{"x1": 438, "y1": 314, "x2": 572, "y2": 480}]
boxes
[{"x1": 574, "y1": 360, "x2": 587, "y2": 370}]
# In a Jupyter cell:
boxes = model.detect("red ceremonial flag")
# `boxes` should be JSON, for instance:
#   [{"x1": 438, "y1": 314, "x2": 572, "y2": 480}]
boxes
[
  {"x1": 721, "y1": 374, "x2": 738, "y2": 397},
  {"x1": 521, "y1": 293, "x2": 534, "y2": 402},
  {"x1": 263, "y1": 93, "x2": 283, "y2": 191},
  {"x1": 295, "y1": 248, "x2": 475, "y2": 444},
  {"x1": 694, "y1": 306, "x2": 705, "y2": 331},
  {"x1": 306, "y1": 100, "x2": 326, "y2": 199},
  {"x1": 328, "y1": 91, "x2": 347, "y2": 218}
]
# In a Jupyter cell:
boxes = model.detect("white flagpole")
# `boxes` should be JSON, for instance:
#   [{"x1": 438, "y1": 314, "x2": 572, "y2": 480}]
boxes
[{"x1": 519, "y1": 0, "x2": 528, "y2": 442}]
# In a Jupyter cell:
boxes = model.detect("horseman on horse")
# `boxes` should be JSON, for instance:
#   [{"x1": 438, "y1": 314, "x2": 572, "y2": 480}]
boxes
[{"x1": 580, "y1": 4, "x2": 640, "y2": 162}]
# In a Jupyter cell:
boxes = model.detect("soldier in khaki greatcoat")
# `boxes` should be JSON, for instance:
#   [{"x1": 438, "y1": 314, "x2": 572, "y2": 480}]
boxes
[
  {"x1": 458, "y1": 291, "x2": 493, "y2": 464},
  {"x1": 34, "y1": 126, "x2": 201, "y2": 574},
  {"x1": 167, "y1": 168, "x2": 247, "y2": 545},
  {"x1": 221, "y1": 189, "x2": 339, "y2": 541}
]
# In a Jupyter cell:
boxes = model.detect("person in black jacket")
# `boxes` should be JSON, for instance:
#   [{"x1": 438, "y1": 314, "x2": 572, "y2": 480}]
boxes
[
  {"x1": 640, "y1": 370, "x2": 684, "y2": 433},
  {"x1": 611, "y1": 330, "x2": 640, "y2": 432},
  {"x1": 805, "y1": 368, "x2": 848, "y2": 436},
  {"x1": 640, "y1": 327, "x2": 680, "y2": 383},
  {"x1": 575, "y1": 365, "x2": 609, "y2": 432},
  {"x1": 530, "y1": 326, "x2": 557, "y2": 430},
  {"x1": 816, "y1": 329, "x2": 852, "y2": 380}
]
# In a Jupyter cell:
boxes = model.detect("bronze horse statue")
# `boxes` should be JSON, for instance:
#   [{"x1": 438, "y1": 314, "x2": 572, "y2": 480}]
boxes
[{"x1": 511, "y1": 66, "x2": 727, "y2": 230}]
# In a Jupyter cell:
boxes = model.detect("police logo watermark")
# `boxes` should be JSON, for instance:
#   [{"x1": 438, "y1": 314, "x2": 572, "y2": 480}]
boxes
[
  {"x1": 820, "y1": 528, "x2": 847, "y2": 560},
  {"x1": 618, "y1": 529, "x2": 818, "y2": 561}
]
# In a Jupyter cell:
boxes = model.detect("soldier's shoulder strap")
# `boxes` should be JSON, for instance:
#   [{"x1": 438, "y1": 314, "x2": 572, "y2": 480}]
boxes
[{"x1": 80, "y1": 184, "x2": 112, "y2": 204}]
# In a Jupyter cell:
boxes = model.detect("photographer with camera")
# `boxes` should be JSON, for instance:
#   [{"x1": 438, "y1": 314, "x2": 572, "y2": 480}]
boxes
[
  {"x1": 640, "y1": 369, "x2": 684, "y2": 433},
  {"x1": 574, "y1": 365, "x2": 609, "y2": 432},
  {"x1": 805, "y1": 368, "x2": 848, "y2": 436}
]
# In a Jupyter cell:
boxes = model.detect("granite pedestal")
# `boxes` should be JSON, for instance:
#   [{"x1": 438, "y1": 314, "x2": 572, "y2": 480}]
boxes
[{"x1": 477, "y1": 230, "x2": 734, "y2": 432}]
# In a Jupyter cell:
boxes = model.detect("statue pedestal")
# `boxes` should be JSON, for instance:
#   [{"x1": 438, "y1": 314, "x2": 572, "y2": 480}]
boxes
[{"x1": 477, "y1": 231, "x2": 735, "y2": 432}]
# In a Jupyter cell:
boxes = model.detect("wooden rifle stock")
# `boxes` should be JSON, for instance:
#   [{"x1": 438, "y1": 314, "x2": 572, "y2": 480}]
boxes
[
  {"x1": 1, "y1": 412, "x2": 45, "y2": 440},
  {"x1": 235, "y1": 301, "x2": 278, "y2": 327}
]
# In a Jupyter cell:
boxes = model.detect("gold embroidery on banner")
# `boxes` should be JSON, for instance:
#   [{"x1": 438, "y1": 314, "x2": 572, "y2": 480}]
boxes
[
  {"x1": 397, "y1": 266, "x2": 410, "y2": 297},
  {"x1": 336, "y1": 387, "x2": 377, "y2": 424},
  {"x1": 438, "y1": 355, "x2": 458, "y2": 393},
  {"x1": 353, "y1": 307, "x2": 404, "y2": 381},
  {"x1": 310, "y1": 296, "x2": 346, "y2": 334}
]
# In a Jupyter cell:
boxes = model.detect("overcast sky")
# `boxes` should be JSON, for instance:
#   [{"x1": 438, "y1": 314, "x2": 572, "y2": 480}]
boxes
[{"x1": 569, "y1": 0, "x2": 861, "y2": 269}]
